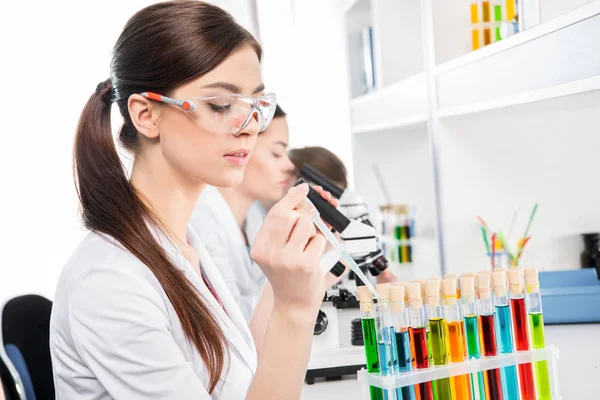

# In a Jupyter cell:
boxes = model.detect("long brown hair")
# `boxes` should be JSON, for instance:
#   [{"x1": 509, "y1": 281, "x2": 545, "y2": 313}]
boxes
[{"x1": 73, "y1": 1, "x2": 261, "y2": 392}]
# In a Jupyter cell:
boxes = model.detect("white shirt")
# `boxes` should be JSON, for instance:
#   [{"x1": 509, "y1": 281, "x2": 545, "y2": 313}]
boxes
[
  {"x1": 191, "y1": 187, "x2": 266, "y2": 321},
  {"x1": 50, "y1": 226, "x2": 257, "y2": 400}
]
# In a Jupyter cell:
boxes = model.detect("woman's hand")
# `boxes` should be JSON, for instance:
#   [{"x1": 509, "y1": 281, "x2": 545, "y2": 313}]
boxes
[{"x1": 251, "y1": 183, "x2": 327, "y2": 314}]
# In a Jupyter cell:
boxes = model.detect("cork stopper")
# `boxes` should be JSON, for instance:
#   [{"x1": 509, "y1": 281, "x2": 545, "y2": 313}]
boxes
[
  {"x1": 443, "y1": 274, "x2": 458, "y2": 280},
  {"x1": 476, "y1": 273, "x2": 491, "y2": 299},
  {"x1": 524, "y1": 268, "x2": 540, "y2": 293},
  {"x1": 507, "y1": 267, "x2": 524, "y2": 295},
  {"x1": 412, "y1": 279, "x2": 426, "y2": 298},
  {"x1": 357, "y1": 286, "x2": 373, "y2": 303},
  {"x1": 478, "y1": 269, "x2": 492, "y2": 275},
  {"x1": 460, "y1": 276, "x2": 476, "y2": 302},
  {"x1": 425, "y1": 279, "x2": 440, "y2": 306},
  {"x1": 463, "y1": 272, "x2": 477, "y2": 277},
  {"x1": 376, "y1": 283, "x2": 391, "y2": 300},
  {"x1": 390, "y1": 286, "x2": 405, "y2": 313},
  {"x1": 491, "y1": 270, "x2": 508, "y2": 297},
  {"x1": 396, "y1": 282, "x2": 409, "y2": 301},
  {"x1": 407, "y1": 282, "x2": 423, "y2": 308},
  {"x1": 442, "y1": 278, "x2": 458, "y2": 305},
  {"x1": 390, "y1": 284, "x2": 405, "y2": 302}
]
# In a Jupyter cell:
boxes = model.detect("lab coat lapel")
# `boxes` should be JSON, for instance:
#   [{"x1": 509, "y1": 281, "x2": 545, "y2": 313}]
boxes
[{"x1": 186, "y1": 227, "x2": 258, "y2": 373}]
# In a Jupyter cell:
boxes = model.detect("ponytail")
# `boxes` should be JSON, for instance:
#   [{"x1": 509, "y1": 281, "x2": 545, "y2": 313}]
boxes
[{"x1": 73, "y1": 79, "x2": 227, "y2": 393}]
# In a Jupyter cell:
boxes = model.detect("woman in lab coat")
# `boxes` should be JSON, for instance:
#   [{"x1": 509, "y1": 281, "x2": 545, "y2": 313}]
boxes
[
  {"x1": 190, "y1": 105, "x2": 296, "y2": 321},
  {"x1": 50, "y1": 2, "x2": 328, "y2": 399}
]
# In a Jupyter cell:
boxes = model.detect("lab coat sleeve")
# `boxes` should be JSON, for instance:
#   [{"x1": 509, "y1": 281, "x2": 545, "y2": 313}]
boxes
[{"x1": 68, "y1": 263, "x2": 211, "y2": 400}]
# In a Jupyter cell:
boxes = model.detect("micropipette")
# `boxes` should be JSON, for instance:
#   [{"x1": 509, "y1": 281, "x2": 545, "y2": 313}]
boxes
[{"x1": 306, "y1": 198, "x2": 380, "y2": 300}]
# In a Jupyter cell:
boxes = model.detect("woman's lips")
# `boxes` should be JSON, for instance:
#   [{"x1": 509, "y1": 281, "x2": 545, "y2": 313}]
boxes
[{"x1": 223, "y1": 149, "x2": 251, "y2": 166}]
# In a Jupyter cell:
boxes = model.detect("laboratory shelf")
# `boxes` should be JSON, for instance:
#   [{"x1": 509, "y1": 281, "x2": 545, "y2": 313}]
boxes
[
  {"x1": 349, "y1": 72, "x2": 428, "y2": 134},
  {"x1": 436, "y1": 2, "x2": 600, "y2": 118}
]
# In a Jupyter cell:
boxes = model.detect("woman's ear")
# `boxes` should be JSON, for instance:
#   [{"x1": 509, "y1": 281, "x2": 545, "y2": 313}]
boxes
[{"x1": 128, "y1": 94, "x2": 160, "y2": 139}]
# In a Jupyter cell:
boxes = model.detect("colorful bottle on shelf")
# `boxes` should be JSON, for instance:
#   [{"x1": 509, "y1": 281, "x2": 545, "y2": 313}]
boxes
[
  {"x1": 391, "y1": 284, "x2": 417, "y2": 400},
  {"x1": 476, "y1": 273, "x2": 503, "y2": 400},
  {"x1": 441, "y1": 278, "x2": 472, "y2": 400},
  {"x1": 525, "y1": 268, "x2": 552, "y2": 400},
  {"x1": 460, "y1": 275, "x2": 486, "y2": 400},
  {"x1": 408, "y1": 282, "x2": 434, "y2": 400},
  {"x1": 492, "y1": 270, "x2": 520, "y2": 400},
  {"x1": 358, "y1": 286, "x2": 384, "y2": 400},
  {"x1": 481, "y1": 1, "x2": 493, "y2": 45},
  {"x1": 507, "y1": 267, "x2": 536, "y2": 400},
  {"x1": 376, "y1": 283, "x2": 397, "y2": 400},
  {"x1": 471, "y1": 1, "x2": 481, "y2": 50},
  {"x1": 425, "y1": 279, "x2": 452, "y2": 400}
]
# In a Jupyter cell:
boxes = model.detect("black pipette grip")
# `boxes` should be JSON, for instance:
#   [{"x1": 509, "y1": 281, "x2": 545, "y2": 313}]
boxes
[
  {"x1": 299, "y1": 164, "x2": 345, "y2": 199},
  {"x1": 294, "y1": 178, "x2": 351, "y2": 233}
]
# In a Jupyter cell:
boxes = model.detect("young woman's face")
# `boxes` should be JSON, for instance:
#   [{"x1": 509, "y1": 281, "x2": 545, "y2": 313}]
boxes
[
  {"x1": 147, "y1": 44, "x2": 266, "y2": 188},
  {"x1": 238, "y1": 116, "x2": 295, "y2": 203}
]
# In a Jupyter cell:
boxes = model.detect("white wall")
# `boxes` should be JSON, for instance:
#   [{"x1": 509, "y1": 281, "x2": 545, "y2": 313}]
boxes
[
  {"x1": 352, "y1": 127, "x2": 441, "y2": 280},
  {"x1": 438, "y1": 91, "x2": 600, "y2": 274},
  {"x1": 256, "y1": 0, "x2": 355, "y2": 183},
  {"x1": 0, "y1": 0, "x2": 255, "y2": 302}
]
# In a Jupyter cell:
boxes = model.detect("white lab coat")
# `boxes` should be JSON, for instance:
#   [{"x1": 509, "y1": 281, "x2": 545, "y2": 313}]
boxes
[
  {"x1": 50, "y1": 226, "x2": 257, "y2": 400},
  {"x1": 191, "y1": 187, "x2": 266, "y2": 321}
]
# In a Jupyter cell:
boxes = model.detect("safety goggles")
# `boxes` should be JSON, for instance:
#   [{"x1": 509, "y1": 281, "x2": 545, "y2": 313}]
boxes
[{"x1": 140, "y1": 92, "x2": 277, "y2": 135}]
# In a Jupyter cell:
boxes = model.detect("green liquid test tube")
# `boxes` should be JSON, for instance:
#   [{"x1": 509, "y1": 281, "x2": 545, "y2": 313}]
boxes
[
  {"x1": 358, "y1": 286, "x2": 384, "y2": 400},
  {"x1": 525, "y1": 269, "x2": 552, "y2": 400}
]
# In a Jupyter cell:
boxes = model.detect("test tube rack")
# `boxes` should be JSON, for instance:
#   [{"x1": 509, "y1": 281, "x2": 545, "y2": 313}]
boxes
[{"x1": 358, "y1": 345, "x2": 561, "y2": 400}]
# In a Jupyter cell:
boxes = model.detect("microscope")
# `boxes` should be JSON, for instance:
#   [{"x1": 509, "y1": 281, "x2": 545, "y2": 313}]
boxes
[{"x1": 296, "y1": 166, "x2": 390, "y2": 384}]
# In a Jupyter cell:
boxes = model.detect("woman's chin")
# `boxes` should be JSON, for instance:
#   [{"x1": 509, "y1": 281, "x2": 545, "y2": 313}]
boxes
[{"x1": 206, "y1": 170, "x2": 245, "y2": 188}]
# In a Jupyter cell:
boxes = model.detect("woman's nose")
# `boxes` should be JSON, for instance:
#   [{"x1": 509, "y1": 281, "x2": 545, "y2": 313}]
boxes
[{"x1": 234, "y1": 111, "x2": 260, "y2": 137}]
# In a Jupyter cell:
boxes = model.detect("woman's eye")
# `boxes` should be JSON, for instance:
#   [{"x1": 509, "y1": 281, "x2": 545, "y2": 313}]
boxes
[
  {"x1": 208, "y1": 103, "x2": 231, "y2": 113},
  {"x1": 272, "y1": 153, "x2": 282, "y2": 159}
]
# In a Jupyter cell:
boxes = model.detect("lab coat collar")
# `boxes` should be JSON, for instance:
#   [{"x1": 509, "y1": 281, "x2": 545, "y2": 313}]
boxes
[{"x1": 150, "y1": 223, "x2": 257, "y2": 374}]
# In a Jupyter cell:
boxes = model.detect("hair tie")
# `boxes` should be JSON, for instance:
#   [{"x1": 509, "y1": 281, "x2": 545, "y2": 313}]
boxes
[{"x1": 96, "y1": 78, "x2": 114, "y2": 105}]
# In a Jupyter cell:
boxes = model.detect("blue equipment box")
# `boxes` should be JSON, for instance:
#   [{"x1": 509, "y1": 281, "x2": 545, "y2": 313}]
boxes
[{"x1": 539, "y1": 269, "x2": 600, "y2": 324}]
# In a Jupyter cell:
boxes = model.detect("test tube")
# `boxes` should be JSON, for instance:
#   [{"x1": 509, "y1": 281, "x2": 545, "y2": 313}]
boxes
[
  {"x1": 376, "y1": 283, "x2": 397, "y2": 400},
  {"x1": 408, "y1": 282, "x2": 434, "y2": 400},
  {"x1": 476, "y1": 273, "x2": 503, "y2": 400},
  {"x1": 390, "y1": 284, "x2": 417, "y2": 400},
  {"x1": 358, "y1": 286, "x2": 384, "y2": 400},
  {"x1": 525, "y1": 269, "x2": 552, "y2": 400},
  {"x1": 460, "y1": 276, "x2": 486, "y2": 400},
  {"x1": 425, "y1": 279, "x2": 452, "y2": 400},
  {"x1": 442, "y1": 279, "x2": 472, "y2": 400},
  {"x1": 492, "y1": 270, "x2": 519, "y2": 400},
  {"x1": 507, "y1": 267, "x2": 536, "y2": 400}
]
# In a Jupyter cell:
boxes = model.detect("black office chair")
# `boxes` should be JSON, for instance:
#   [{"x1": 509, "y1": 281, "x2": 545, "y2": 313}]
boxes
[{"x1": 1, "y1": 295, "x2": 55, "y2": 400}]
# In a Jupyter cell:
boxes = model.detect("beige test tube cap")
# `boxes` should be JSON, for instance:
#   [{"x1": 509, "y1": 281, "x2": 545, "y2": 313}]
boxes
[
  {"x1": 460, "y1": 275, "x2": 476, "y2": 303},
  {"x1": 442, "y1": 278, "x2": 458, "y2": 305},
  {"x1": 407, "y1": 282, "x2": 423, "y2": 308},
  {"x1": 390, "y1": 284, "x2": 405, "y2": 313},
  {"x1": 357, "y1": 285, "x2": 374, "y2": 303},
  {"x1": 376, "y1": 283, "x2": 391, "y2": 300},
  {"x1": 476, "y1": 272, "x2": 492, "y2": 299},
  {"x1": 524, "y1": 268, "x2": 540, "y2": 293},
  {"x1": 491, "y1": 270, "x2": 508, "y2": 297},
  {"x1": 506, "y1": 267, "x2": 524, "y2": 295},
  {"x1": 425, "y1": 278, "x2": 441, "y2": 306}
]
